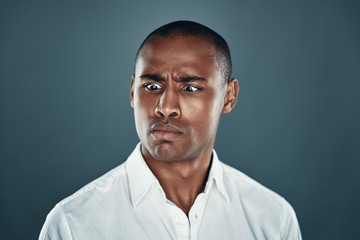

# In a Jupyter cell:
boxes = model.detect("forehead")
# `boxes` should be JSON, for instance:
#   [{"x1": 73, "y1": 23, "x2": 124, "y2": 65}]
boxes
[{"x1": 136, "y1": 35, "x2": 219, "y2": 77}]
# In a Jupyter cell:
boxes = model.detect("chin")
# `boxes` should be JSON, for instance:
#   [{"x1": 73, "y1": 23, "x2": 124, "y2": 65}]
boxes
[
  {"x1": 152, "y1": 144, "x2": 181, "y2": 162},
  {"x1": 149, "y1": 141, "x2": 192, "y2": 162}
]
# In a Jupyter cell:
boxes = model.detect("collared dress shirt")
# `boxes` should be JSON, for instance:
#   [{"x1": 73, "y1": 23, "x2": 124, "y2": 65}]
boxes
[{"x1": 39, "y1": 143, "x2": 302, "y2": 240}]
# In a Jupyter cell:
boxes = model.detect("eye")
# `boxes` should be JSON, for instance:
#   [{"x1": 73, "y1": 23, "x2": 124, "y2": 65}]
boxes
[
  {"x1": 144, "y1": 83, "x2": 161, "y2": 91},
  {"x1": 183, "y1": 85, "x2": 200, "y2": 92}
]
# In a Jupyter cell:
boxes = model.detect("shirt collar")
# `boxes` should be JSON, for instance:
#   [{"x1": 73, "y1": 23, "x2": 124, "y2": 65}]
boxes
[
  {"x1": 206, "y1": 149, "x2": 230, "y2": 202},
  {"x1": 126, "y1": 143, "x2": 230, "y2": 207},
  {"x1": 126, "y1": 143, "x2": 160, "y2": 207}
]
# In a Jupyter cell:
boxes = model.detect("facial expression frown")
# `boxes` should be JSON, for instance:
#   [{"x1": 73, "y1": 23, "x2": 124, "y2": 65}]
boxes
[{"x1": 131, "y1": 35, "x2": 238, "y2": 162}]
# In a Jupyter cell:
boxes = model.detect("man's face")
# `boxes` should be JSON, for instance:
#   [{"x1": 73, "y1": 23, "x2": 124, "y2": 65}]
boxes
[{"x1": 131, "y1": 35, "x2": 233, "y2": 162}]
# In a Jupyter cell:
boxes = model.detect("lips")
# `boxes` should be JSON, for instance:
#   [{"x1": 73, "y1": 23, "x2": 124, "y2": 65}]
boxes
[{"x1": 150, "y1": 123, "x2": 184, "y2": 141}]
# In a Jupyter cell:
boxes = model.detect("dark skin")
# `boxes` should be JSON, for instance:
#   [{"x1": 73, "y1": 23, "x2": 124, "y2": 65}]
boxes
[{"x1": 130, "y1": 35, "x2": 239, "y2": 215}]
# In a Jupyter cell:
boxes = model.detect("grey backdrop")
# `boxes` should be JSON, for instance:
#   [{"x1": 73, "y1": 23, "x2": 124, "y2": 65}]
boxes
[{"x1": 1, "y1": 0, "x2": 359, "y2": 239}]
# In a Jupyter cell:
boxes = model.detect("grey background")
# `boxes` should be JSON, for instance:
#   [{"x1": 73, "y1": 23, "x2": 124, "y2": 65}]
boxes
[{"x1": 1, "y1": 0, "x2": 359, "y2": 239}]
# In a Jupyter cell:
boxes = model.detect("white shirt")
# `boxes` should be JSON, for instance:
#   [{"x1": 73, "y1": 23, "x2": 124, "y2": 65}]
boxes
[{"x1": 39, "y1": 143, "x2": 302, "y2": 240}]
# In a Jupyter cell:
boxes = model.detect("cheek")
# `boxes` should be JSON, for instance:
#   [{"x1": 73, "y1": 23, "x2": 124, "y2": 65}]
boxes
[
  {"x1": 134, "y1": 89, "x2": 157, "y2": 114},
  {"x1": 182, "y1": 94, "x2": 222, "y2": 134},
  {"x1": 133, "y1": 90, "x2": 157, "y2": 131}
]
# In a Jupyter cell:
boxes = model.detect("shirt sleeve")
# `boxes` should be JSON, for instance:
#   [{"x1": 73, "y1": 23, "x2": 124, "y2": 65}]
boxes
[
  {"x1": 39, "y1": 204, "x2": 73, "y2": 240},
  {"x1": 280, "y1": 200, "x2": 302, "y2": 240}
]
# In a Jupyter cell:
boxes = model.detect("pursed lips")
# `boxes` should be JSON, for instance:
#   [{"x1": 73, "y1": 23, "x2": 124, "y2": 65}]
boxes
[{"x1": 150, "y1": 123, "x2": 184, "y2": 141}]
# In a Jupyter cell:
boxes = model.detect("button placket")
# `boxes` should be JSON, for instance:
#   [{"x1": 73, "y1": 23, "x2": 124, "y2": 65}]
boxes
[
  {"x1": 174, "y1": 212, "x2": 189, "y2": 240},
  {"x1": 189, "y1": 191, "x2": 210, "y2": 240}
]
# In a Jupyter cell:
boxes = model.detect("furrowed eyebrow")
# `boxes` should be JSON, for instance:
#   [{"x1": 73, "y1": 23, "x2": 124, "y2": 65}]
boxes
[
  {"x1": 139, "y1": 74, "x2": 164, "y2": 82},
  {"x1": 176, "y1": 76, "x2": 206, "y2": 82},
  {"x1": 139, "y1": 74, "x2": 206, "y2": 82}
]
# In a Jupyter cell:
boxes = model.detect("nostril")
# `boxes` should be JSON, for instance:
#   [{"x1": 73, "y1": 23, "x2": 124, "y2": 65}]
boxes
[{"x1": 155, "y1": 109, "x2": 165, "y2": 118}]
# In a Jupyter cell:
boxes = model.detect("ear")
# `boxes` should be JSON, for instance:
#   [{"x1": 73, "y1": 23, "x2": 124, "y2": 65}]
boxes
[
  {"x1": 130, "y1": 74, "x2": 135, "y2": 108},
  {"x1": 222, "y1": 78, "x2": 239, "y2": 114}
]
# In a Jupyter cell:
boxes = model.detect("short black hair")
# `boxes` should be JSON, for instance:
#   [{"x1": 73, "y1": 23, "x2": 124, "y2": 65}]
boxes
[{"x1": 135, "y1": 20, "x2": 232, "y2": 83}]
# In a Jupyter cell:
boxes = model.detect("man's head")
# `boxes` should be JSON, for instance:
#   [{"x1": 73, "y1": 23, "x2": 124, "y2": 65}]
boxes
[
  {"x1": 130, "y1": 21, "x2": 239, "y2": 163},
  {"x1": 135, "y1": 21, "x2": 232, "y2": 84}
]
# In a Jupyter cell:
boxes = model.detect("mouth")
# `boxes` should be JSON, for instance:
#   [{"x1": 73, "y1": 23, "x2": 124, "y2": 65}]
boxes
[{"x1": 150, "y1": 123, "x2": 184, "y2": 141}]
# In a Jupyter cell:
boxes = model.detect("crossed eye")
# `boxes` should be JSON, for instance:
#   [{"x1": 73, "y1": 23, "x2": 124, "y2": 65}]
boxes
[
  {"x1": 145, "y1": 83, "x2": 161, "y2": 91},
  {"x1": 183, "y1": 85, "x2": 200, "y2": 92},
  {"x1": 144, "y1": 84, "x2": 200, "y2": 92}
]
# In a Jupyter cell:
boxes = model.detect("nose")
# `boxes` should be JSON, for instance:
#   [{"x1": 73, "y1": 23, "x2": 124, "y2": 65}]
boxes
[{"x1": 155, "y1": 87, "x2": 181, "y2": 119}]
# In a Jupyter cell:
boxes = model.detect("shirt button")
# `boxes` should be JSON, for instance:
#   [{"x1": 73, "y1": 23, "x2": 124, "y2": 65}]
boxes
[{"x1": 175, "y1": 214, "x2": 182, "y2": 221}]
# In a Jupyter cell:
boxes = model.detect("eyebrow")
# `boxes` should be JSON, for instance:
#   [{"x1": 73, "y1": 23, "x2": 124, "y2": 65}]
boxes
[
  {"x1": 139, "y1": 74, "x2": 164, "y2": 82},
  {"x1": 139, "y1": 74, "x2": 206, "y2": 82},
  {"x1": 176, "y1": 76, "x2": 206, "y2": 82}
]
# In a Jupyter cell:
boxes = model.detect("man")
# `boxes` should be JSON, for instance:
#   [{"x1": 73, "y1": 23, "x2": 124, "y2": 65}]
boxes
[{"x1": 40, "y1": 21, "x2": 302, "y2": 239}]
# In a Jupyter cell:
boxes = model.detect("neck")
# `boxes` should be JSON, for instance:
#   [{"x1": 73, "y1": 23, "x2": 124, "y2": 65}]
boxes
[{"x1": 143, "y1": 147, "x2": 213, "y2": 215}]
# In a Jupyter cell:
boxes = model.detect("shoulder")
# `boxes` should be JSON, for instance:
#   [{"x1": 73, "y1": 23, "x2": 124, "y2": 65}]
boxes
[
  {"x1": 221, "y1": 162, "x2": 301, "y2": 239},
  {"x1": 222, "y1": 162, "x2": 287, "y2": 208},
  {"x1": 60, "y1": 162, "x2": 127, "y2": 208},
  {"x1": 39, "y1": 203, "x2": 72, "y2": 240},
  {"x1": 39, "y1": 163, "x2": 128, "y2": 239}
]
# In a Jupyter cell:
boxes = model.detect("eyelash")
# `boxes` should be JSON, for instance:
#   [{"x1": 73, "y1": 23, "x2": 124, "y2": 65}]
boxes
[
  {"x1": 144, "y1": 83, "x2": 162, "y2": 91},
  {"x1": 182, "y1": 85, "x2": 201, "y2": 92},
  {"x1": 143, "y1": 83, "x2": 202, "y2": 93}
]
